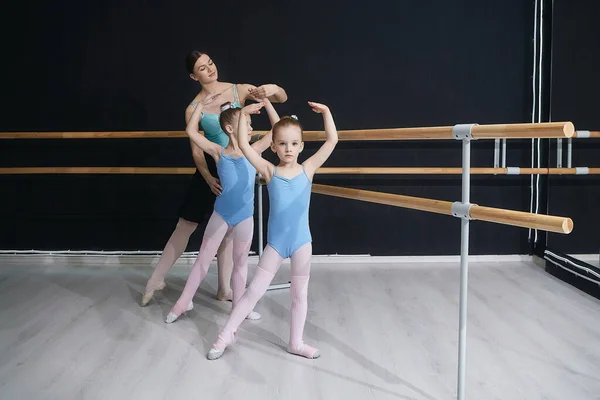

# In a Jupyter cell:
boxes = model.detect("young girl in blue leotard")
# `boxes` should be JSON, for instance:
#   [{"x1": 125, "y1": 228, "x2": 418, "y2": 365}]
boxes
[
  {"x1": 208, "y1": 101, "x2": 338, "y2": 360},
  {"x1": 164, "y1": 98, "x2": 280, "y2": 323}
]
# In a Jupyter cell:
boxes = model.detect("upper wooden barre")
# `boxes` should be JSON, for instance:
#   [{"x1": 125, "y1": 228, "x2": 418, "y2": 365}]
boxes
[
  {"x1": 574, "y1": 130, "x2": 600, "y2": 138},
  {"x1": 303, "y1": 122, "x2": 575, "y2": 141},
  {"x1": 311, "y1": 184, "x2": 573, "y2": 234},
  {"x1": 0, "y1": 122, "x2": 576, "y2": 140},
  {"x1": 1, "y1": 167, "x2": 598, "y2": 175},
  {"x1": 0, "y1": 131, "x2": 189, "y2": 139}
]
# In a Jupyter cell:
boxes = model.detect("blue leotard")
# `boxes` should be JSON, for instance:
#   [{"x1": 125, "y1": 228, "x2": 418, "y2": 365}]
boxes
[
  {"x1": 213, "y1": 151, "x2": 256, "y2": 226},
  {"x1": 266, "y1": 166, "x2": 312, "y2": 259}
]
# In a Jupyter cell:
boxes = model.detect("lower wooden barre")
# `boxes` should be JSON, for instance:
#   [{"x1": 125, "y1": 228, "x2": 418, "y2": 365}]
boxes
[
  {"x1": 469, "y1": 206, "x2": 573, "y2": 234},
  {"x1": 0, "y1": 167, "x2": 197, "y2": 174},
  {"x1": 1, "y1": 167, "x2": 599, "y2": 175},
  {"x1": 316, "y1": 167, "x2": 600, "y2": 175},
  {"x1": 549, "y1": 168, "x2": 600, "y2": 175},
  {"x1": 312, "y1": 183, "x2": 454, "y2": 215},
  {"x1": 311, "y1": 184, "x2": 573, "y2": 234},
  {"x1": 316, "y1": 167, "x2": 550, "y2": 174}
]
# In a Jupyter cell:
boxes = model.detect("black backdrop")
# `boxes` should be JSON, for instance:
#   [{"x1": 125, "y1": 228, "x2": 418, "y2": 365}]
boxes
[{"x1": 2, "y1": 1, "x2": 594, "y2": 256}]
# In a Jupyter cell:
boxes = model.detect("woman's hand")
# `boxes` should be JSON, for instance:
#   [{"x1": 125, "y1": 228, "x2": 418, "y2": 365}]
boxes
[
  {"x1": 205, "y1": 175, "x2": 223, "y2": 196},
  {"x1": 248, "y1": 85, "x2": 278, "y2": 101}
]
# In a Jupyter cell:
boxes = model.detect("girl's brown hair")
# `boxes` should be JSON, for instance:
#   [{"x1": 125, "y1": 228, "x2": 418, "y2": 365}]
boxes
[
  {"x1": 272, "y1": 116, "x2": 303, "y2": 141},
  {"x1": 218, "y1": 102, "x2": 241, "y2": 134}
]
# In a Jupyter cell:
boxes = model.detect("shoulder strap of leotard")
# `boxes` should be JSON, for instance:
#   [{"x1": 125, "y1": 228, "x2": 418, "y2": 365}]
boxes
[
  {"x1": 233, "y1": 84, "x2": 240, "y2": 103},
  {"x1": 301, "y1": 164, "x2": 310, "y2": 181}
]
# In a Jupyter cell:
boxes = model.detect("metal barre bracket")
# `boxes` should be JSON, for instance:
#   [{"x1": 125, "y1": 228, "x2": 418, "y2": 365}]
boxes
[
  {"x1": 452, "y1": 124, "x2": 479, "y2": 141},
  {"x1": 451, "y1": 202, "x2": 475, "y2": 220},
  {"x1": 576, "y1": 130, "x2": 590, "y2": 138}
]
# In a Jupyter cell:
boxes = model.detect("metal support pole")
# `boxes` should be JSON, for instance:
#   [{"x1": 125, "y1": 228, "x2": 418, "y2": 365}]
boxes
[
  {"x1": 567, "y1": 138, "x2": 572, "y2": 168},
  {"x1": 451, "y1": 123, "x2": 477, "y2": 400},
  {"x1": 501, "y1": 139, "x2": 506, "y2": 168},
  {"x1": 457, "y1": 137, "x2": 470, "y2": 400},
  {"x1": 557, "y1": 139, "x2": 563, "y2": 168},
  {"x1": 493, "y1": 139, "x2": 500, "y2": 169}
]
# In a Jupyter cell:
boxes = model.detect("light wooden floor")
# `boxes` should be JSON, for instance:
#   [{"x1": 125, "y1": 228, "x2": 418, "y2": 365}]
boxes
[{"x1": 1, "y1": 257, "x2": 599, "y2": 400}]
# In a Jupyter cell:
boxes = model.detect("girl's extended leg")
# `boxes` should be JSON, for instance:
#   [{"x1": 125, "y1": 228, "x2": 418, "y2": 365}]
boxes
[
  {"x1": 207, "y1": 245, "x2": 284, "y2": 359},
  {"x1": 165, "y1": 212, "x2": 229, "y2": 323}
]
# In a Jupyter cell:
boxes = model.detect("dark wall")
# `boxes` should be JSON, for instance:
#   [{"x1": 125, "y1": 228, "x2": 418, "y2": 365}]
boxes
[
  {"x1": 544, "y1": 0, "x2": 600, "y2": 254},
  {"x1": 1, "y1": 1, "x2": 539, "y2": 255}
]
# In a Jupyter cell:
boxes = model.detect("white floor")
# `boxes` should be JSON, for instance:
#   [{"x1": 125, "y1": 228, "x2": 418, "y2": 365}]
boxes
[{"x1": 1, "y1": 256, "x2": 599, "y2": 400}]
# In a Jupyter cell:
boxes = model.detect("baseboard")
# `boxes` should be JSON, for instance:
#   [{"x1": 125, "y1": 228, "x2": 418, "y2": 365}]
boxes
[
  {"x1": 543, "y1": 249, "x2": 600, "y2": 300},
  {"x1": 0, "y1": 251, "x2": 543, "y2": 267},
  {"x1": 567, "y1": 253, "x2": 600, "y2": 265}
]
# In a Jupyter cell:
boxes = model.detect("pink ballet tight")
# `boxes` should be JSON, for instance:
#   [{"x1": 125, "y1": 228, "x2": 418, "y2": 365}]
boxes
[
  {"x1": 144, "y1": 218, "x2": 197, "y2": 297},
  {"x1": 142, "y1": 217, "x2": 234, "y2": 305},
  {"x1": 170, "y1": 213, "x2": 254, "y2": 316},
  {"x1": 209, "y1": 242, "x2": 318, "y2": 359}
]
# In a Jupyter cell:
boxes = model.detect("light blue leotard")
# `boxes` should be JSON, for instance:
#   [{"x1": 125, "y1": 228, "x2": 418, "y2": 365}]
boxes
[
  {"x1": 214, "y1": 151, "x2": 256, "y2": 226},
  {"x1": 190, "y1": 84, "x2": 250, "y2": 226},
  {"x1": 266, "y1": 166, "x2": 312, "y2": 259}
]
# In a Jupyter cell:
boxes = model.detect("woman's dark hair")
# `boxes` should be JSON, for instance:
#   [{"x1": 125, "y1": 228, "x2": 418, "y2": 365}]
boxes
[
  {"x1": 185, "y1": 50, "x2": 205, "y2": 74},
  {"x1": 219, "y1": 102, "x2": 241, "y2": 134}
]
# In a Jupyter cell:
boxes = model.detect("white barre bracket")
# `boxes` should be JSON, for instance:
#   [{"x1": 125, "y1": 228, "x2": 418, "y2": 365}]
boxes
[
  {"x1": 451, "y1": 202, "x2": 475, "y2": 220},
  {"x1": 576, "y1": 130, "x2": 590, "y2": 138},
  {"x1": 452, "y1": 123, "x2": 479, "y2": 141},
  {"x1": 575, "y1": 167, "x2": 589, "y2": 175},
  {"x1": 507, "y1": 167, "x2": 521, "y2": 175},
  {"x1": 267, "y1": 282, "x2": 291, "y2": 291}
]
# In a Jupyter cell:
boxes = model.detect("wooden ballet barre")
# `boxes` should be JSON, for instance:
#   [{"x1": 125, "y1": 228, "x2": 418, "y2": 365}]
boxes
[
  {"x1": 303, "y1": 122, "x2": 575, "y2": 141},
  {"x1": 311, "y1": 184, "x2": 573, "y2": 234},
  {"x1": 548, "y1": 168, "x2": 600, "y2": 175},
  {"x1": 316, "y1": 167, "x2": 600, "y2": 175},
  {"x1": 1, "y1": 167, "x2": 599, "y2": 175},
  {"x1": 574, "y1": 130, "x2": 600, "y2": 138},
  {"x1": 0, "y1": 121, "x2": 575, "y2": 140},
  {"x1": 0, "y1": 167, "x2": 197, "y2": 174},
  {"x1": 0, "y1": 131, "x2": 189, "y2": 139}
]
